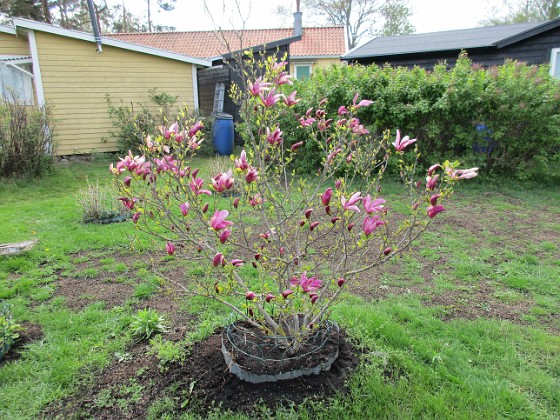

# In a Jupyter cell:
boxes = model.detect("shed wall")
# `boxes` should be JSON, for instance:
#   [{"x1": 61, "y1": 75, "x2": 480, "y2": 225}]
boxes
[
  {"x1": 34, "y1": 31, "x2": 195, "y2": 155},
  {"x1": 0, "y1": 31, "x2": 29, "y2": 55}
]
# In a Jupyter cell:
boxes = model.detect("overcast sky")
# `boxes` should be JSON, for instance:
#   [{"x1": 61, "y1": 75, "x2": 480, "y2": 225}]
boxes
[{"x1": 113, "y1": 0, "x2": 493, "y2": 35}]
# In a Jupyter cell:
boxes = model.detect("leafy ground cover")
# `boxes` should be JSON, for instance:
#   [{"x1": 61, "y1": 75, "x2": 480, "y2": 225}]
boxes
[{"x1": 0, "y1": 159, "x2": 559, "y2": 419}]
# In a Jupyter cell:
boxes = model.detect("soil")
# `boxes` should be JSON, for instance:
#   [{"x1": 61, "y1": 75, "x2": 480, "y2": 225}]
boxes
[
  {"x1": 0, "y1": 321, "x2": 44, "y2": 365},
  {"x1": 43, "y1": 328, "x2": 359, "y2": 419}
]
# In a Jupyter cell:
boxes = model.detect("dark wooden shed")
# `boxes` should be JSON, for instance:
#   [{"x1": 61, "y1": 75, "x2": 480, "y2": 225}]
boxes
[{"x1": 343, "y1": 18, "x2": 560, "y2": 72}]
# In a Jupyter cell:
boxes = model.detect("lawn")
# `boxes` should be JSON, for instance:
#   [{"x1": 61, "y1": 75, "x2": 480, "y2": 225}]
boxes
[{"x1": 0, "y1": 158, "x2": 559, "y2": 419}]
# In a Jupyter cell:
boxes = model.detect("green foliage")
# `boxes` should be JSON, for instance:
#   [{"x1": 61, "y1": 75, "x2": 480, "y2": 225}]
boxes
[
  {"x1": 130, "y1": 308, "x2": 168, "y2": 339},
  {"x1": 0, "y1": 301, "x2": 21, "y2": 359},
  {"x1": 0, "y1": 95, "x2": 55, "y2": 178},
  {"x1": 106, "y1": 88, "x2": 215, "y2": 156},
  {"x1": 283, "y1": 55, "x2": 560, "y2": 180},
  {"x1": 147, "y1": 335, "x2": 187, "y2": 370}
]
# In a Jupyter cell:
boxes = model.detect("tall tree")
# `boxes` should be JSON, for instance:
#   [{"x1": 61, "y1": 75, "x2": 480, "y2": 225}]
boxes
[
  {"x1": 146, "y1": 0, "x2": 175, "y2": 32},
  {"x1": 482, "y1": 0, "x2": 560, "y2": 26},
  {"x1": 378, "y1": 0, "x2": 414, "y2": 36},
  {"x1": 276, "y1": 0, "x2": 415, "y2": 48}
]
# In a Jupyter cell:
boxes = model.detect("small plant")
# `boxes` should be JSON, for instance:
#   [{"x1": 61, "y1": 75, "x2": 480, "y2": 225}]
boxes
[
  {"x1": 0, "y1": 301, "x2": 21, "y2": 360},
  {"x1": 77, "y1": 178, "x2": 130, "y2": 224},
  {"x1": 148, "y1": 335, "x2": 187, "y2": 371},
  {"x1": 130, "y1": 309, "x2": 168, "y2": 339},
  {"x1": 0, "y1": 93, "x2": 55, "y2": 178}
]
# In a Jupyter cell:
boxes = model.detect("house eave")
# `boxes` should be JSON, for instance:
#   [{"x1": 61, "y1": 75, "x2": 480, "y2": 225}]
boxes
[
  {"x1": 495, "y1": 17, "x2": 560, "y2": 48},
  {"x1": 11, "y1": 18, "x2": 212, "y2": 67}
]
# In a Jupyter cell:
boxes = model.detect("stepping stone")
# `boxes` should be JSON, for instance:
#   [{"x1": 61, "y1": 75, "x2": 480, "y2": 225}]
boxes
[{"x1": 0, "y1": 240, "x2": 38, "y2": 256}]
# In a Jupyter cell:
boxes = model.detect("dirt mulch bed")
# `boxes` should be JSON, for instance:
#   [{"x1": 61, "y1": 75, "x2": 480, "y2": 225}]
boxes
[
  {"x1": 54, "y1": 278, "x2": 135, "y2": 311},
  {"x1": 0, "y1": 321, "x2": 44, "y2": 365},
  {"x1": 43, "y1": 328, "x2": 359, "y2": 419}
]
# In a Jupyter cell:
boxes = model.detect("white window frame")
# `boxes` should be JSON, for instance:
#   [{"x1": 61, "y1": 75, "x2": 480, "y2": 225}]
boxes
[
  {"x1": 0, "y1": 56, "x2": 35, "y2": 104},
  {"x1": 294, "y1": 63, "x2": 313, "y2": 80},
  {"x1": 549, "y1": 48, "x2": 560, "y2": 78},
  {"x1": 213, "y1": 82, "x2": 225, "y2": 113}
]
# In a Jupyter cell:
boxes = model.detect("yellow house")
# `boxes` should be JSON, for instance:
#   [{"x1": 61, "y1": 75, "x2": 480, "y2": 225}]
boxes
[{"x1": 0, "y1": 19, "x2": 211, "y2": 155}]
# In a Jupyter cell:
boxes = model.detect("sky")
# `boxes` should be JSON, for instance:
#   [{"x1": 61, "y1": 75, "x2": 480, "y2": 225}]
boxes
[{"x1": 112, "y1": 0, "x2": 495, "y2": 36}]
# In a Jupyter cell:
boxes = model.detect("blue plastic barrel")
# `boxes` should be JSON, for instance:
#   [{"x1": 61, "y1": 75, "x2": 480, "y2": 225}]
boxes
[{"x1": 213, "y1": 112, "x2": 234, "y2": 156}]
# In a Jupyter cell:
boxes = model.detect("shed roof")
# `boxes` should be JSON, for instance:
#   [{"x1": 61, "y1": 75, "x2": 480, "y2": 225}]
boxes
[
  {"x1": 344, "y1": 19, "x2": 560, "y2": 60},
  {"x1": 108, "y1": 27, "x2": 346, "y2": 60}
]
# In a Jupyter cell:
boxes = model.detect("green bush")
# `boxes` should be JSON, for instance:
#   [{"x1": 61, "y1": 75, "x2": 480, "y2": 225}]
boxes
[
  {"x1": 106, "y1": 88, "x2": 215, "y2": 157},
  {"x1": 0, "y1": 301, "x2": 21, "y2": 360},
  {"x1": 0, "y1": 95, "x2": 54, "y2": 178},
  {"x1": 281, "y1": 54, "x2": 560, "y2": 180}
]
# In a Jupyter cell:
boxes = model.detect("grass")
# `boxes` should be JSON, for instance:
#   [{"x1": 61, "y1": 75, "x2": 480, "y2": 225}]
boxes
[{"x1": 1, "y1": 159, "x2": 559, "y2": 419}]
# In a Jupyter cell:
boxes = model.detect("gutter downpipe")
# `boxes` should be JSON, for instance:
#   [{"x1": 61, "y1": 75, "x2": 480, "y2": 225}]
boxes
[{"x1": 86, "y1": 0, "x2": 103, "y2": 53}]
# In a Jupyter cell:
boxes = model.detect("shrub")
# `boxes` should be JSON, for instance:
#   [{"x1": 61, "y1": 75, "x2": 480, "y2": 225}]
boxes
[
  {"x1": 0, "y1": 94, "x2": 54, "y2": 178},
  {"x1": 106, "y1": 88, "x2": 216, "y2": 157},
  {"x1": 76, "y1": 178, "x2": 130, "y2": 224},
  {"x1": 283, "y1": 55, "x2": 560, "y2": 180},
  {"x1": 0, "y1": 300, "x2": 21, "y2": 360}
]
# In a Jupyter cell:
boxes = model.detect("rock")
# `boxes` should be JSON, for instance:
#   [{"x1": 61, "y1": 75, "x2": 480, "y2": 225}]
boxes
[{"x1": 0, "y1": 240, "x2": 38, "y2": 256}]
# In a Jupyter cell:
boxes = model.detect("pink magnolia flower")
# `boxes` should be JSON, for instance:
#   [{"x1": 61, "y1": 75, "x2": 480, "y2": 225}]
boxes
[
  {"x1": 393, "y1": 129, "x2": 417, "y2": 152},
  {"x1": 281, "y1": 289, "x2": 294, "y2": 299},
  {"x1": 338, "y1": 105, "x2": 348, "y2": 116},
  {"x1": 166, "y1": 242, "x2": 175, "y2": 256},
  {"x1": 123, "y1": 176, "x2": 132, "y2": 187},
  {"x1": 259, "y1": 87, "x2": 282, "y2": 108},
  {"x1": 426, "y1": 174, "x2": 439, "y2": 191},
  {"x1": 132, "y1": 212, "x2": 141, "y2": 223},
  {"x1": 299, "y1": 116, "x2": 316, "y2": 127},
  {"x1": 190, "y1": 177, "x2": 212, "y2": 196},
  {"x1": 427, "y1": 164, "x2": 441, "y2": 176},
  {"x1": 342, "y1": 192, "x2": 362, "y2": 212},
  {"x1": 304, "y1": 208, "x2": 313, "y2": 219},
  {"x1": 310, "y1": 293, "x2": 319, "y2": 304},
  {"x1": 235, "y1": 150, "x2": 249, "y2": 171},
  {"x1": 283, "y1": 91, "x2": 300, "y2": 107},
  {"x1": 363, "y1": 195, "x2": 385, "y2": 214},
  {"x1": 291, "y1": 272, "x2": 323, "y2": 293},
  {"x1": 231, "y1": 259, "x2": 244, "y2": 267},
  {"x1": 291, "y1": 141, "x2": 304, "y2": 151},
  {"x1": 309, "y1": 221, "x2": 320, "y2": 231},
  {"x1": 384, "y1": 247, "x2": 392, "y2": 255},
  {"x1": 347, "y1": 222, "x2": 355, "y2": 231},
  {"x1": 274, "y1": 71, "x2": 293, "y2": 86},
  {"x1": 427, "y1": 205, "x2": 445, "y2": 218},
  {"x1": 446, "y1": 166, "x2": 479, "y2": 180},
  {"x1": 266, "y1": 127, "x2": 283, "y2": 145},
  {"x1": 213, "y1": 252, "x2": 224, "y2": 267},
  {"x1": 179, "y1": 202, "x2": 190, "y2": 216},
  {"x1": 246, "y1": 291, "x2": 256, "y2": 300},
  {"x1": 248, "y1": 77, "x2": 271, "y2": 96},
  {"x1": 188, "y1": 121, "x2": 203, "y2": 138},
  {"x1": 321, "y1": 188, "x2": 333, "y2": 206},
  {"x1": 219, "y1": 229, "x2": 232, "y2": 244},
  {"x1": 337, "y1": 278, "x2": 345, "y2": 287},
  {"x1": 118, "y1": 197, "x2": 137, "y2": 210},
  {"x1": 210, "y1": 210, "x2": 233, "y2": 231},
  {"x1": 212, "y1": 171, "x2": 234, "y2": 192},
  {"x1": 363, "y1": 215, "x2": 386, "y2": 236},
  {"x1": 233, "y1": 197, "x2": 240, "y2": 208},
  {"x1": 245, "y1": 167, "x2": 258, "y2": 183},
  {"x1": 352, "y1": 93, "x2": 374, "y2": 108},
  {"x1": 429, "y1": 193, "x2": 442, "y2": 206},
  {"x1": 160, "y1": 122, "x2": 179, "y2": 139},
  {"x1": 249, "y1": 194, "x2": 262, "y2": 207},
  {"x1": 265, "y1": 293, "x2": 275, "y2": 303}
]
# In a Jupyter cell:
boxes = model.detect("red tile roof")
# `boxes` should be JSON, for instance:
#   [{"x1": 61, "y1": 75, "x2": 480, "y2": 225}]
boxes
[{"x1": 108, "y1": 27, "x2": 346, "y2": 60}]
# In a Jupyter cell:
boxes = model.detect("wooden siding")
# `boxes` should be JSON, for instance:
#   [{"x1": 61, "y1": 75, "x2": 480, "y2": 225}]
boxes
[
  {"x1": 34, "y1": 31, "x2": 195, "y2": 155},
  {"x1": 354, "y1": 26, "x2": 560, "y2": 69},
  {"x1": 0, "y1": 32, "x2": 29, "y2": 55},
  {"x1": 289, "y1": 57, "x2": 341, "y2": 75}
]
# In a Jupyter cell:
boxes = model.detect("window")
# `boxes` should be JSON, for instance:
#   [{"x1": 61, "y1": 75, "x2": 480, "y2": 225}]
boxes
[
  {"x1": 550, "y1": 48, "x2": 560, "y2": 78},
  {"x1": 0, "y1": 58, "x2": 34, "y2": 103},
  {"x1": 213, "y1": 82, "x2": 225, "y2": 113},
  {"x1": 295, "y1": 64, "x2": 312, "y2": 80}
]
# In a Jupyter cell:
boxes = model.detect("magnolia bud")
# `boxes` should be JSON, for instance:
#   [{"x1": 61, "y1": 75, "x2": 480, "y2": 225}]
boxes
[{"x1": 384, "y1": 247, "x2": 392, "y2": 256}]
